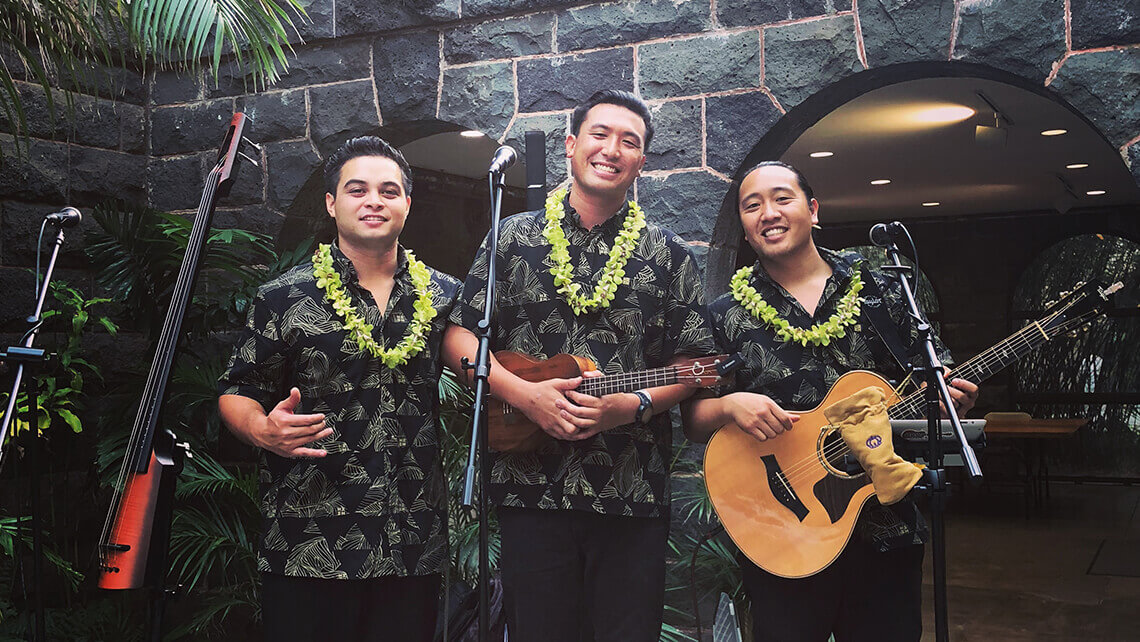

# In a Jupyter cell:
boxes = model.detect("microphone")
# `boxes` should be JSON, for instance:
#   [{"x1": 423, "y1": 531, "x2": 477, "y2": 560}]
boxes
[
  {"x1": 45, "y1": 207, "x2": 83, "y2": 227},
  {"x1": 869, "y1": 221, "x2": 904, "y2": 247},
  {"x1": 488, "y1": 145, "x2": 518, "y2": 174}
]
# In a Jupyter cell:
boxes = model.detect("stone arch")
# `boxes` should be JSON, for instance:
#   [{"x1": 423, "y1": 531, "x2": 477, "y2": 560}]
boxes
[{"x1": 706, "y1": 60, "x2": 1136, "y2": 294}]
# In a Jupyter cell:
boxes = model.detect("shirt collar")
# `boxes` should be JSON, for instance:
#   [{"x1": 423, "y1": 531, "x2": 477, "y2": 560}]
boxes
[
  {"x1": 329, "y1": 241, "x2": 410, "y2": 286},
  {"x1": 750, "y1": 247, "x2": 863, "y2": 287},
  {"x1": 562, "y1": 190, "x2": 631, "y2": 235}
]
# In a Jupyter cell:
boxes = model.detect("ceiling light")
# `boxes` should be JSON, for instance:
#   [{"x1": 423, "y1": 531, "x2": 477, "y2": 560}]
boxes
[
  {"x1": 870, "y1": 179, "x2": 891, "y2": 185},
  {"x1": 1040, "y1": 129, "x2": 1068, "y2": 136},
  {"x1": 911, "y1": 105, "x2": 975, "y2": 124},
  {"x1": 1086, "y1": 190, "x2": 1106, "y2": 196},
  {"x1": 809, "y1": 151, "x2": 833, "y2": 158},
  {"x1": 460, "y1": 130, "x2": 484, "y2": 138},
  {"x1": 922, "y1": 202, "x2": 940, "y2": 207},
  {"x1": 1066, "y1": 163, "x2": 1089, "y2": 169}
]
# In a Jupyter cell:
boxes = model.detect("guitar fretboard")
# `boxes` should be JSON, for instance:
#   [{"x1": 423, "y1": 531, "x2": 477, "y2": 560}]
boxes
[{"x1": 577, "y1": 366, "x2": 681, "y2": 396}]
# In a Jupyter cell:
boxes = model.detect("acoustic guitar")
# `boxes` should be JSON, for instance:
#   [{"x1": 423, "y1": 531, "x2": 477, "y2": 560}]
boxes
[
  {"x1": 704, "y1": 280, "x2": 1122, "y2": 578},
  {"x1": 489, "y1": 351, "x2": 741, "y2": 452}
]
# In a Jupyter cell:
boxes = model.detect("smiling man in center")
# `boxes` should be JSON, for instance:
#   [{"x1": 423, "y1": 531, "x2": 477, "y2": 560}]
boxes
[{"x1": 444, "y1": 90, "x2": 717, "y2": 641}]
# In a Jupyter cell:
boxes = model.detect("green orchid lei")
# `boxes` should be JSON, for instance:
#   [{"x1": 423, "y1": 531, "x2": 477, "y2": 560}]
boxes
[
  {"x1": 730, "y1": 264, "x2": 863, "y2": 347},
  {"x1": 312, "y1": 243, "x2": 437, "y2": 368},
  {"x1": 541, "y1": 187, "x2": 646, "y2": 315}
]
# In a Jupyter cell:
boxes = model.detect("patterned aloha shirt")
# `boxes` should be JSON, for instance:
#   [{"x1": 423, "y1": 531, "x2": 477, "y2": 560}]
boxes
[
  {"x1": 708, "y1": 247, "x2": 953, "y2": 551},
  {"x1": 218, "y1": 243, "x2": 460, "y2": 579},
  {"x1": 449, "y1": 193, "x2": 718, "y2": 518}
]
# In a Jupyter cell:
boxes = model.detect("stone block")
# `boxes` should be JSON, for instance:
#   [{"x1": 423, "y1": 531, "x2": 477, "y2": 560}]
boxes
[
  {"x1": 0, "y1": 137, "x2": 68, "y2": 202},
  {"x1": 63, "y1": 64, "x2": 147, "y2": 105},
  {"x1": 119, "y1": 102, "x2": 146, "y2": 154},
  {"x1": 439, "y1": 62, "x2": 515, "y2": 140},
  {"x1": 309, "y1": 80, "x2": 381, "y2": 155},
  {"x1": 705, "y1": 91, "x2": 782, "y2": 176},
  {"x1": 373, "y1": 31, "x2": 441, "y2": 124},
  {"x1": 0, "y1": 83, "x2": 64, "y2": 141},
  {"x1": 517, "y1": 48, "x2": 634, "y2": 112},
  {"x1": 336, "y1": 0, "x2": 460, "y2": 36},
  {"x1": 953, "y1": 0, "x2": 1065, "y2": 83},
  {"x1": 503, "y1": 112, "x2": 569, "y2": 189},
  {"x1": 290, "y1": 0, "x2": 334, "y2": 42},
  {"x1": 150, "y1": 99, "x2": 237, "y2": 156},
  {"x1": 0, "y1": 268, "x2": 36, "y2": 325},
  {"x1": 209, "y1": 40, "x2": 372, "y2": 97},
  {"x1": 636, "y1": 170, "x2": 730, "y2": 243},
  {"x1": 225, "y1": 150, "x2": 266, "y2": 207},
  {"x1": 237, "y1": 89, "x2": 307, "y2": 143},
  {"x1": 1050, "y1": 48, "x2": 1140, "y2": 148},
  {"x1": 148, "y1": 154, "x2": 207, "y2": 212},
  {"x1": 266, "y1": 140, "x2": 322, "y2": 209},
  {"x1": 764, "y1": 14, "x2": 862, "y2": 109},
  {"x1": 444, "y1": 14, "x2": 554, "y2": 64},
  {"x1": 859, "y1": 0, "x2": 954, "y2": 66},
  {"x1": 1071, "y1": 0, "x2": 1140, "y2": 49},
  {"x1": 1129, "y1": 144, "x2": 1140, "y2": 188},
  {"x1": 212, "y1": 205, "x2": 284, "y2": 238},
  {"x1": 68, "y1": 147, "x2": 146, "y2": 206},
  {"x1": 639, "y1": 32, "x2": 760, "y2": 100},
  {"x1": 557, "y1": 0, "x2": 710, "y2": 52},
  {"x1": 151, "y1": 69, "x2": 202, "y2": 105},
  {"x1": 645, "y1": 99, "x2": 701, "y2": 171},
  {"x1": 463, "y1": 0, "x2": 567, "y2": 19},
  {"x1": 70, "y1": 95, "x2": 123, "y2": 150},
  {"x1": 717, "y1": 0, "x2": 851, "y2": 27}
]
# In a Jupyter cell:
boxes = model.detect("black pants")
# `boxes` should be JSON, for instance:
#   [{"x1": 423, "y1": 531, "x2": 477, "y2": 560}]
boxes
[
  {"x1": 260, "y1": 571, "x2": 440, "y2": 642},
  {"x1": 742, "y1": 541, "x2": 924, "y2": 642},
  {"x1": 497, "y1": 506, "x2": 670, "y2": 642}
]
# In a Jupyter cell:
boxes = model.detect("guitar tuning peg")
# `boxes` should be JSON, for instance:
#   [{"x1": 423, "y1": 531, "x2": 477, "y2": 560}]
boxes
[
  {"x1": 238, "y1": 151, "x2": 260, "y2": 168},
  {"x1": 241, "y1": 136, "x2": 262, "y2": 153}
]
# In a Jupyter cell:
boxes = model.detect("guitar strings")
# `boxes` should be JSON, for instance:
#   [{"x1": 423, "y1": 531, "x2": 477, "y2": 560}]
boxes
[
  {"x1": 766, "y1": 310, "x2": 1097, "y2": 487},
  {"x1": 99, "y1": 160, "x2": 224, "y2": 556}
]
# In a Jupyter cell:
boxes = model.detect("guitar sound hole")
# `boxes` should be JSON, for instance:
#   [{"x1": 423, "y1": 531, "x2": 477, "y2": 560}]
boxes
[{"x1": 817, "y1": 427, "x2": 865, "y2": 479}]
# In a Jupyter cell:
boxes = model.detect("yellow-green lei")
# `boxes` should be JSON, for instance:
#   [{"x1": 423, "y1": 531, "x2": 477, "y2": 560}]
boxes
[
  {"x1": 541, "y1": 187, "x2": 646, "y2": 315},
  {"x1": 730, "y1": 265, "x2": 863, "y2": 347},
  {"x1": 312, "y1": 244, "x2": 437, "y2": 368}
]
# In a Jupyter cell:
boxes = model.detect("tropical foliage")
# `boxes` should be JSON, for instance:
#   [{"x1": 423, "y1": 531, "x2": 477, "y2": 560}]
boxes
[{"x1": 1, "y1": 0, "x2": 305, "y2": 149}]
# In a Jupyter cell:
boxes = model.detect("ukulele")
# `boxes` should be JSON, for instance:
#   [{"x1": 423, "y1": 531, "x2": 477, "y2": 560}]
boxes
[
  {"x1": 703, "y1": 280, "x2": 1122, "y2": 578},
  {"x1": 489, "y1": 351, "x2": 741, "y2": 452}
]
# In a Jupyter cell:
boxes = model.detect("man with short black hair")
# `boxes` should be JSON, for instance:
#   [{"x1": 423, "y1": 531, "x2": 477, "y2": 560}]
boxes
[
  {"x1": 684, "y1": 161, "x2": 978, "y2": 641},
  {"x1": 443, "y1": 89, "x2": 716, "y2": 641},
  {"x1": 219, "y1": 136, "x2": 459, "y2": 641}
]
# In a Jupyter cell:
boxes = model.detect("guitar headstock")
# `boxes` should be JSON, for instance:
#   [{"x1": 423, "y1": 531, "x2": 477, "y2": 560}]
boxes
[
  {"x1": 1039, "y1": 279, "x2": 1123, "y2": 337},
  {"x1": 214, "y1": 112, "x2": 260, "y2": 195}
]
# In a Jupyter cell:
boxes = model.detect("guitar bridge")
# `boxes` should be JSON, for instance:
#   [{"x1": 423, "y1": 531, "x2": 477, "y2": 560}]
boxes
[{"x1": 760, "y1": 455, "x2": 809, "y2": 522}]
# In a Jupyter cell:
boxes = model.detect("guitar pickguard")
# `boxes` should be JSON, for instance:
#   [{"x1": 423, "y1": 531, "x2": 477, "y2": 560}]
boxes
[{"x1": 813, "y1": 474, "x2": 869, "y2": 524}]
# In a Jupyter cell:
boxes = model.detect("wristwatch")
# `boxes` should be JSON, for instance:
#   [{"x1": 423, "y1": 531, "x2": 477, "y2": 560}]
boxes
[{"x1": 632, "y1": 390, "x2": 654, "y2": 425}]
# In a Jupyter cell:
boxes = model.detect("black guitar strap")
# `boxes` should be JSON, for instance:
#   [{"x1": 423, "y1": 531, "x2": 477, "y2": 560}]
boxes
[{"x1": 857, "y1": 264, "x2": 914, "y2": 378}]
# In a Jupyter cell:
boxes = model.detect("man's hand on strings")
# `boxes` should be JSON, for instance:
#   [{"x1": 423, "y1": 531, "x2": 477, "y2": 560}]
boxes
[
  {"x1": 724, "y1": 391, "x2": 800, "y2": 442},
  {"x1": 558, "y1": 370, "x2": 638, "y2": 440}
]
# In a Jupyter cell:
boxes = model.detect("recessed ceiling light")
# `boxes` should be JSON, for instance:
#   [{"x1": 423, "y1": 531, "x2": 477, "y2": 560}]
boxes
[
  {"x1": 922, "y1": 202, "x2": 940, "y2": 207},
  {"x1": 809, "y1": 151, "x2": 834, "y2": 158},
  {"x1": 1086, "y1": 190, "x2": 1106, "y2": 196},
  {"x1": 870, "y1": 179, "x2": 891, "y2": 185},
  {"x1": 1041, "y1": 129, "x2": 1068, "y2": 136},
  {"x1": 1066, "y1": 163, "x2": 1089, "y2": 169},
  {"x1": 911, "y1": 105, "x2": 975, "y2": 124},
  {"x1": 460, "y1": 130, "x2": 484, "y2": 138}
]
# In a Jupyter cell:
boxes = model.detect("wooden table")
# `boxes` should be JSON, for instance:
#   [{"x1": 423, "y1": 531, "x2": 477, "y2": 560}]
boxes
[{"x1": 983, "y1": 415, "x2": 1087, "y2": 510}]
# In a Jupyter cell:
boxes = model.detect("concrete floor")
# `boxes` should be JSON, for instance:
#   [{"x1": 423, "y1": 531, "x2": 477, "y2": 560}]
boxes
[{"x1": 919, "y1": 481, "x2": 1140, "y2": 641}]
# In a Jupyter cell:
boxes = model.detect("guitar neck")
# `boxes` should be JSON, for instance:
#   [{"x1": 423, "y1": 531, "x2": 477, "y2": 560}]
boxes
[
  {"x1": 577, "y1": 366, "x2": 680, "y2": 396},
  {"x1": 890, "y1": 319, "x2": 1062, "y2": 420}
]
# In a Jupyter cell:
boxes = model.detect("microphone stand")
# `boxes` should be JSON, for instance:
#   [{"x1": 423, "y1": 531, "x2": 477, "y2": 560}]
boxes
[
  {"x1": 878, "y1": 224, "x2": 982, "y2": 642},
  {"x1": 459, "y1": 165, "x2": 508, "y2": 642},
  {"x1": 0, "y1": 220, "x2": 71, "y2": 642}
]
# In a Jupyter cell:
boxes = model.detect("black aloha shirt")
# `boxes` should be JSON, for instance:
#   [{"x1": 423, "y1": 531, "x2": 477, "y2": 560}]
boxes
[
  {"x1": 449, "y1": 195, "x2": 718, "y2": 518},
  {"x1": 708, "y1": 247, "x2": 953, "y2": 551},
  {"x1": 218, "y1": 243, "x2": 460, "y2": 579}
]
